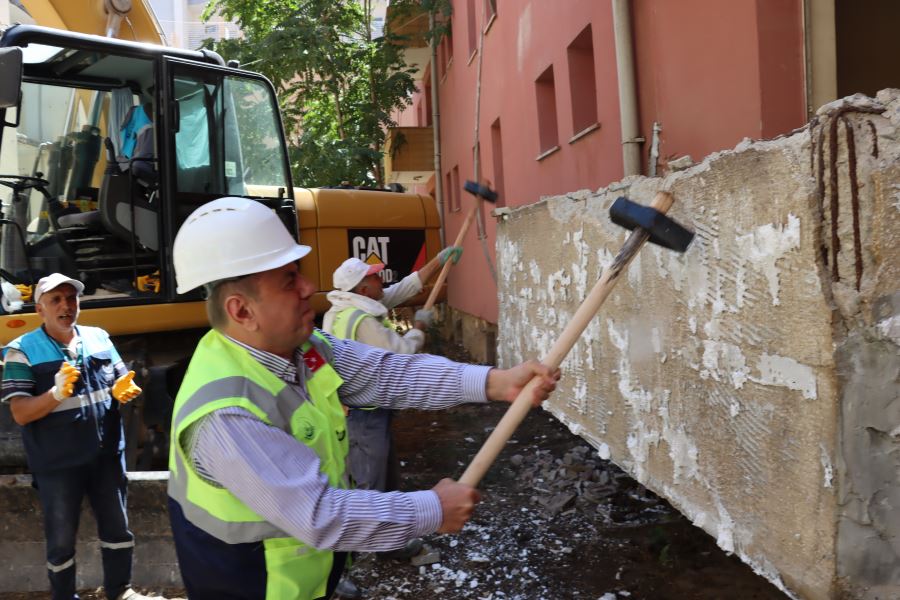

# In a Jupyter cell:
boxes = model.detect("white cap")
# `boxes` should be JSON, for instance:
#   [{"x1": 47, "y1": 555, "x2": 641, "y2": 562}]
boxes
[
  {"x1": 173, "y1": 197, "x2": 311, "y2": 293},
  {"x1": 34, "y1": 273, "x2": 84, "y2": 304},
  {"x1": 333, "y1": 257, "x2": 385, "y2": 292}
]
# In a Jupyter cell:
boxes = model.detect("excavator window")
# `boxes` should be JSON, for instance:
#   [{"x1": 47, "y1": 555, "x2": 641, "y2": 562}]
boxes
[
  {"x1": 171, "y1": 66, "x2": 289, "y2": 202},
  {"x1": 0, "y1": 48, "x2": 159, "y2": 305}
]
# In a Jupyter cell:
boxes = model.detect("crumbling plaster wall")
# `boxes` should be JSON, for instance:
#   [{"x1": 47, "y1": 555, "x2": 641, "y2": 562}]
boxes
[{"x1": 496, "y1": 90, "x2": 900, "y2": 600}]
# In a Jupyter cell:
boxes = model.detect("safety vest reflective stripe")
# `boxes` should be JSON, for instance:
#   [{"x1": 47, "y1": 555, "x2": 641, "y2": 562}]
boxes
[
  {"x1": 331, "y1": 307, "x2": 394, "y2": 342},
  {"x1": 168, "y1": 449, "x2": 287, "y2": 543},
  {"x1": 54, "y1": 387, "x2": 113, "y2": 412},
  {"x1": 311, "y1": 332, "x2": 335, "y2": 363},
  {"x1": 172, "y1": 376, "x2": 299, "y2": 432},
  {"x1": 332, "y1": 308, "x2": 367, "y2": 341}
]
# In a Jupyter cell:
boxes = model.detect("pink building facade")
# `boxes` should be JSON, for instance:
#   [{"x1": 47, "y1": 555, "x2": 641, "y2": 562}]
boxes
[{"x1": 387, "y1": 0, "x2": 895, "y2": 336}]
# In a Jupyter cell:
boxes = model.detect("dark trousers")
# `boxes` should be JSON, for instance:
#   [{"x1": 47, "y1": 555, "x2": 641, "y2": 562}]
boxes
[
  {"x1": 32, "y1": 452, "x2": 134, "y2": 600},
  {"x1": 169, "y1": 497, "x2": 346, "y2": 600},
  {"x1": 346, "y1": 408, "x2": 398, "y2": 492}
]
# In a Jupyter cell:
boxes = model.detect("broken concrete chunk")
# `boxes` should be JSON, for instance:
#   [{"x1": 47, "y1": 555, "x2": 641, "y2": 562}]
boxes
[
  {"x1": 667, "y1": 154, "x2": 693, "y2": 170},
  {"x1": 410, "y1": 545, "x2": 441, "y2": 566},
  {"x1": 544, "y1": 492, "x2": 576, "y2": 515}
]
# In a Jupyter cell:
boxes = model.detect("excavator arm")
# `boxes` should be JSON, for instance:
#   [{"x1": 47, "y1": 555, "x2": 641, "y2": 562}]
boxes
[{"x1": 20, "y1": 0, "x2": 165, "y2": 43}]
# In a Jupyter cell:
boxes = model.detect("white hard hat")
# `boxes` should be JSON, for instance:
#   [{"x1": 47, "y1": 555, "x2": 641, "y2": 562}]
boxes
[
  {"x1": 173, "y1": 197, "x2": 311, "y2": 294},
  {"x1": 333, "y1": 257, "x2": 385, "y2": 291}
]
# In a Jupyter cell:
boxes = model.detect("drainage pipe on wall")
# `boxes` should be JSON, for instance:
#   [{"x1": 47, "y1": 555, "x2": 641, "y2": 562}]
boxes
[
  {"x1": 611, "y1": 0, "x2": 642, "y2": 176},
  {"x1": 429, "y1": 10, "x2": 447, "y2": 248}
]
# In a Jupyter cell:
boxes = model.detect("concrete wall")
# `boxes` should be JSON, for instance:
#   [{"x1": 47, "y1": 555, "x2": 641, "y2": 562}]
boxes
[
  {"x1": 495, "y1": 90, "x2": 900, "y2": 600},
  {"x1": 0, "y1": 473, "x2": 180, "y2": 592},
  {"x1": 435, "y1": 305, "x2": 498, "y2": 366}
]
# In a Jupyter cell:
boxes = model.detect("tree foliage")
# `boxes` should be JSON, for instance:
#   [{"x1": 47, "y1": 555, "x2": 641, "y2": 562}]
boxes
[{"x1": 203, "y1": 0, "x2": 420, "y2": 187}]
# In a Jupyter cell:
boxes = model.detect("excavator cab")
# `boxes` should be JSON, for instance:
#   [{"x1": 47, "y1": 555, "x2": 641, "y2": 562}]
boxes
[{"x1": 0, "y1": 25, "x2": 294, "y2": 315}]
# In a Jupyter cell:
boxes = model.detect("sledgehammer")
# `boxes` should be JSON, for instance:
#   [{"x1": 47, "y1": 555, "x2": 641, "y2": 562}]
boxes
[
  {"x1": 423, "y1": 181, "x2": 498, "y2": 311},
  {"x1": 458, "y1": 191, "x2": 694, "y2": 487}
]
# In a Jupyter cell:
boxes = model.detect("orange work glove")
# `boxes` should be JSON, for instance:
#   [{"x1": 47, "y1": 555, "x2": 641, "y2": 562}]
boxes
[
  {"x1": 51, "y1": 363, "x2": 80, "y2": 402},
  {"x1": 112, "y1": 371, "x2": 142, "y2": 404}
]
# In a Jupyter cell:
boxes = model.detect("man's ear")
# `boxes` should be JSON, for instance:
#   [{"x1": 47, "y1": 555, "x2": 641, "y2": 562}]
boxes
[{"x1": 224, "y1": 293, "x2": 258, "y2": 332}]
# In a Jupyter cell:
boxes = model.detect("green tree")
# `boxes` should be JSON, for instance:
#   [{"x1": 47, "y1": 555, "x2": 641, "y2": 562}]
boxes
[{"x1": 203, "y1": 0, "x2": 419, "y2": 187}]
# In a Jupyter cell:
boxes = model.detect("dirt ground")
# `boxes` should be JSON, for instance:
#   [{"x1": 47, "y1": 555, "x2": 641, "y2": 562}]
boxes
[
  {"x1": 1, "y1": 341, "x2": 788, "y2": 600},
  {"x1": 343, "y1": 399, "x2": 786, "y2": 600}
]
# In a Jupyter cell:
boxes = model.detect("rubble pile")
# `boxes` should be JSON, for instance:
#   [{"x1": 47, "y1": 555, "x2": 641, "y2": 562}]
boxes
[
  {"x1": 349, "y1": 417, "x2": 678, "y2": 600},
  {"x1": 344, "y1": 400, "x2": 784, "y2": 599},
  {"x1": 512, "y1": 441, "x2": 667, "y2": 523}
]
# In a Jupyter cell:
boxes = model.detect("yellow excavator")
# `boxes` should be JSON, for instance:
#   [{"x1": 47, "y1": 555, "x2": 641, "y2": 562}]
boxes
[{"x1": 0, "y1": 0, "x2": 443, "y2": 469}]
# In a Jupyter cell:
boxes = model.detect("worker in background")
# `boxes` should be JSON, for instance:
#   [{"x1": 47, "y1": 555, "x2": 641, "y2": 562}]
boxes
[
  {"x1": 323, "y1": 250, "x2": 462, "y2": 599},
  {"x1": 1, "y1": 274, "x2": 151, "y2": 600},
  {"x1": 166, "y1": 197, "x2": 559, "y2": 600},
  {"x1": 323, "y1": 248, "x2": 461, "y2": 354}
]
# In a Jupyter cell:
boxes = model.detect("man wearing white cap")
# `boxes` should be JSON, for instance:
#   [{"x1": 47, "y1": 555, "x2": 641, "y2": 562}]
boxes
[
  {"x1": 1, "y1": 273, "x2": 149, "y2": 600},
  {"x1": 324, "y1": 248, "x2": 460, "y2": 355},
  {"x1": 166, "y1": 197, "x2": 558, "y2": 600}
]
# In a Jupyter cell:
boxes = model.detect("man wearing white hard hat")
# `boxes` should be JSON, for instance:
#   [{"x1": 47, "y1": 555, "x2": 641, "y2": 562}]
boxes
[
  {"x1": 1, "y1": 273, "x2": 149, "y2": 600},
  {"x1": 166, "y1": 197, "x2": 559, "y2": 600}
]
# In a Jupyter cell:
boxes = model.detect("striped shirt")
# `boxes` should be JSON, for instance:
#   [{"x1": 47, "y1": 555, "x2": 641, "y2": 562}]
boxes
[
  {"x1": 184, "y1": 329, "x2": 492, "y2": 552},
  {"x1": 2, "y1": 332, "x2": 126, "y2": 402},
  {"x1": 2, "y1": 347, "x2": 42, "y2": 402}
]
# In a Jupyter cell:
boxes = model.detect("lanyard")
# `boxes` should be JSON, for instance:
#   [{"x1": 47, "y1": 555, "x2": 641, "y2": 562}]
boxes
[{"x1": 43, "y1": 326, "x2": 84, "y2": 369}]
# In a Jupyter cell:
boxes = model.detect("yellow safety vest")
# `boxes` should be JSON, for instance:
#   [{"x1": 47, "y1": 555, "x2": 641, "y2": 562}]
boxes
[
  {"x1": 168, "y1": 329, "x2": 348, "y2": 599},
  {"x1": 331, "y1": 307, "x2": 391, "y2": 342}
]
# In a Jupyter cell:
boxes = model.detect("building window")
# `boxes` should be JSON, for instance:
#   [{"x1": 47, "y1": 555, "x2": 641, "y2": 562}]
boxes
[
  {"x1": 490, "y1": 118, "x2": 505, "y2": 207},
  {"x1": 535, "y1": 65, "x2": 559, "y2": 155},
  {"x1": 423, "y1": 80, "x2": 433, "y2": 126},
  {"x1": 447, "y1": 166, "x2": 460, "y2": 212},
  {"x1": 567, "y1": 24, "x2": 598, "y2": 136},
  {"x1": 445, "y1": 169, "x2": 453, "y2": 212},
  {"x1": 467, "y1": 0, "x2": 478, "y2": 59},
  {"x1": 439, "y1": 26, "x2": 453, "y2": 80}
]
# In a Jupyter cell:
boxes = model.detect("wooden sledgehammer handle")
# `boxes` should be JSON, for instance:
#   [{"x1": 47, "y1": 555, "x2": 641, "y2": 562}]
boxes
[
  {"x1": 423, "y1": 205, "x2": 478, "y2": 311},
  {"x1": 458, "y1": 191, "x2": 675, "y2": 487}
]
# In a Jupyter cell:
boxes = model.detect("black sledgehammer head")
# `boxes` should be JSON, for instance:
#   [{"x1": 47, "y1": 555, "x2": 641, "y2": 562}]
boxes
[
  {"x1": 609, "y1": 196, "x2": 694, "y2": 252},
  {"x1": 464, "y1": 180, "x2": 499, "y2": 203}
]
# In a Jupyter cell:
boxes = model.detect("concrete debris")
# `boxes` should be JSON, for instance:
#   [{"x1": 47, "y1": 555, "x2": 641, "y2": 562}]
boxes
[
  {"x1": 539, "y1": 492, "x2": 576, "y2": 515},
  {"x1": 512, "y1": 442, "x2": 660, "y2": 521},
  {"x1": 410, "y1": 544, "x2": 441, "y2": 566},
  {"x1": 344, "y1": 402, "x2": 778, "y2": 599},
  {"x1": 667, "y1": 155, "x2": 694, "y2": 170}
]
